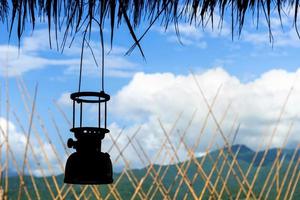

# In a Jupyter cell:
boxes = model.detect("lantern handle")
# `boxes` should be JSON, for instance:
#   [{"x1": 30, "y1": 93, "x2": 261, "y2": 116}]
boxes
[{"x1": 78, "y1": 28, "x2": 105, "y2": 92}]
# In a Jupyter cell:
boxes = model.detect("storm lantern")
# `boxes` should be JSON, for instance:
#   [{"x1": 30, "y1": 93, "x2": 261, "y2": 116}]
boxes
[{"x1": 64, "y1": 91, "x2": 113, "y2": 184}]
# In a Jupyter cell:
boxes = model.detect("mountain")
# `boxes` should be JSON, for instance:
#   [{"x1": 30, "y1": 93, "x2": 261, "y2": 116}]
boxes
[
  {"x1": 4, "y1": 144, "x2": 300, "y2": 199},
  {"x1": 228, "y1": 144, "x2": 300, "y2": 167},
  {"x1": 230, "y1": 144, "x2": 255, "y2": 154}
]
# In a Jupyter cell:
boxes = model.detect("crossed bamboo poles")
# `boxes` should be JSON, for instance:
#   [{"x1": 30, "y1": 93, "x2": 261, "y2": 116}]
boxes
[{"x1": 0, "y1": 75, "x2": 299, "y2": 199}]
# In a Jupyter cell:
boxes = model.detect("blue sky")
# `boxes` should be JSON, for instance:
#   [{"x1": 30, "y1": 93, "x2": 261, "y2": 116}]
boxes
[{"x1": 1, "y1": 10, "x2": 300, "y2": 175}]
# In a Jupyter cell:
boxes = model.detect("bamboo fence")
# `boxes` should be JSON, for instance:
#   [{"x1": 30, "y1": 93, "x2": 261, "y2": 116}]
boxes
[{"x1": 0, "y1": 75, "x2": 299, "y2": 200}]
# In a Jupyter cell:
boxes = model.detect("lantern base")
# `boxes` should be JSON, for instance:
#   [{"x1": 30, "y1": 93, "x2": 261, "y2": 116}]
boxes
[{"x1": 64, "y1": 151, "x2": 113, "y2": 184}]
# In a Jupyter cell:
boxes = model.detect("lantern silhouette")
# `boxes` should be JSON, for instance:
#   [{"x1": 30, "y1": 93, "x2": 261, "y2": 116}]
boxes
[{"x1": 64, "y1": 91, "x2": 113, "y2": 184}]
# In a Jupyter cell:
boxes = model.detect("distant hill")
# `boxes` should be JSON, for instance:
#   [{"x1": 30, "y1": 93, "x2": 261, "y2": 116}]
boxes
[
  {"x1": 227, "y1": 144, "x2": 300, "y2": 166},
  {"x1": 5, "y1": 144, "x2": 300, "y2": 199}
]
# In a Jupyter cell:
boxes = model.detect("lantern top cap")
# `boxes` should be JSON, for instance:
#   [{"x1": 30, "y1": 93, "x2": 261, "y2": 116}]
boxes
[{"x1": 70, "y1": 91, "x2": 110, "y2": 103}]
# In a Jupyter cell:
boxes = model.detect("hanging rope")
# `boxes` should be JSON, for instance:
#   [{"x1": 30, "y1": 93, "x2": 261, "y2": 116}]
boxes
[
  {"x1": 78, "y1": 31, "x2": 86, "y2": 92},
  {"x1": 100, "y1": 26, "x2": 105, "y2": 91},
  {"x1": 77, "y1": 27, "x2": 105, "y2": 92}
]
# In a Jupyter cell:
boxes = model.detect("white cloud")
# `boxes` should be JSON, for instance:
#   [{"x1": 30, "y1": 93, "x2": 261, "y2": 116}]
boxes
[
  {"x1": 156, "y1": 23, "x2": 207, "y2": 48},
  {"x1": 154, "y1": 11, "x2": 231, "y2": 48},
  {"x1": 156, "y1": 6, "x2": 300, "y2": 48},
  {"x1": 57, "y1": 92, "x2": 71, "y2": 107},
  {"x1": 55, "y1": 67, "x2": 300, "y2": 169},
  {"x1": 0, "y1": 117, "x2": 62, "y2": 176},
  {"x1": 0, "y1": 45, "x2": 69, "y2": 76},
  {"x1": 106, "y1": 67, "x2": 300, "y2": 168},
  {"x1": 0, "y1": 29, "x2": 140, "y2": 77},
  {"x1": 242, "y1": 28, "x2": 300, "y2": 48},
  {"x1": 167, "y1": 35, "x2": 208, "y2": 49},
  {"x1": 240, "y1": 6, "x2": 300, "y2": 48},
  {"x1": 0, "y1": 29, "x2": 78, "y2": 77}
]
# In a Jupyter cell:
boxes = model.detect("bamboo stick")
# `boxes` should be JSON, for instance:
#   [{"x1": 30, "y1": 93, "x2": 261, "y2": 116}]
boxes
[
  {"x1": 210, "y1": 122, "x2": 240, "y2": 199},
  {"x1": 147, "y1": 136, "x2": 178, "y2": 199},
  {"x1": 234, "y1": 130, "x2": 269, "y2": 199},
  {"x1": 197, "y1": 105, "x2": 235, "y2": 199},
  {"x1": 174, "y1": 118, "x2": 213, "y2": 199},
  {"x1": 156, "y1": 116, "x2": 223, "y2": 199},
  {"x1": 168, "y1": 110, "x2": 199, "y2": 198},
  {"x1": 158, "y1": 119, "x2": 204, "y2": 199},
  {"x1": 16, "y1": 78, "x2": 64, "y2": 199},
  {"x1": 107, "y1": 130, "x2": 148, "y2": 200},
  {"x1": 192, "y1": 72, "x2": 259, "y2": 199},
  {"x1": 102, "y1": 130, "x2": 125, "y2": 200},
  {"x1": 48, "y1": 112, "x2": 87, "y2": 200},
  {"x1": 4, "y1": 52, "x2": 10, "y2": 200},
  {"x1": 108, "y1": 128, "x2": 142, "y2": 200},
  {"x1": 218, "y1": 145, "x2": 243, "y2": 198},
  {"x1": 276, "y1": 144, "x2": 300, "y2": 200},
  {"x1": 178, "y1": 86, "x2": 225, "y2": 199},
  {"x1": 135, "y1": 138, "x2": 172, "y2": 200},
  {"x1": 104, "y1": 168, "x2": 126, "y2": 200},
  {"x1": 258, "y1": 121, "x2": 294, "y2": 199},
  {"x1": 104, "y1": 127, "x2": 142, "y2": 200},
  {"x1": 0, "y1": 126, "x2": 31, "y2": 199},
  {"x1": 18, "y1": 83, "x2": 38, "y2": 200},
  {"x1": 173, "y1": 128, "x2": 225, "y2": 199},
  {"x1": 283, "y1": 149, "x2": 300, "y2": 200},
  {"x1": 13, "y1": 110, "x2": 56, "y2": 199},
  {"x1": 180, "y1": 111, "x2": 238, "y2": 200},
  {"x1": 205, "y1": 127, "x2": 240, "y2": 200},
  {"x1": 148, "y1": 146, "x2": 175, "y2": 200},
  {"x1": 128, "y1": 136, "x2": 170, "y2": 200},
  {"x1": 0, "y1": 81, "x2": 2, "y2": 200},
  {"x1": 18, "y1": 78, "x2": 99, "y2": 200},
  {"x1": 14, "y1": 118, "x2": 41, "y2": 200},
  {"x1": 244, "y1": 86, "x2": 294, "y2": 200},
  {"x1": 146, "y1": 138, "x2": 178, "y2": 198},
  {"x1": 145, "y1": 110, "x2": 196, "y2": 199},
  {"x1": 265, "y1": 148, "x2": 299, "y2": 199},
  {"x1": 287, "y1": 158, "x2": 300, "y2": 200},
  {"x1": 128, "y1": 113, "x2": 183, "y2": 199}
]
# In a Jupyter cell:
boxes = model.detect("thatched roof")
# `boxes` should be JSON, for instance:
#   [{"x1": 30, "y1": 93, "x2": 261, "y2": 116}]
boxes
[{"x1": 1, "y1": 0, "x2": 300, "y2": 54}]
